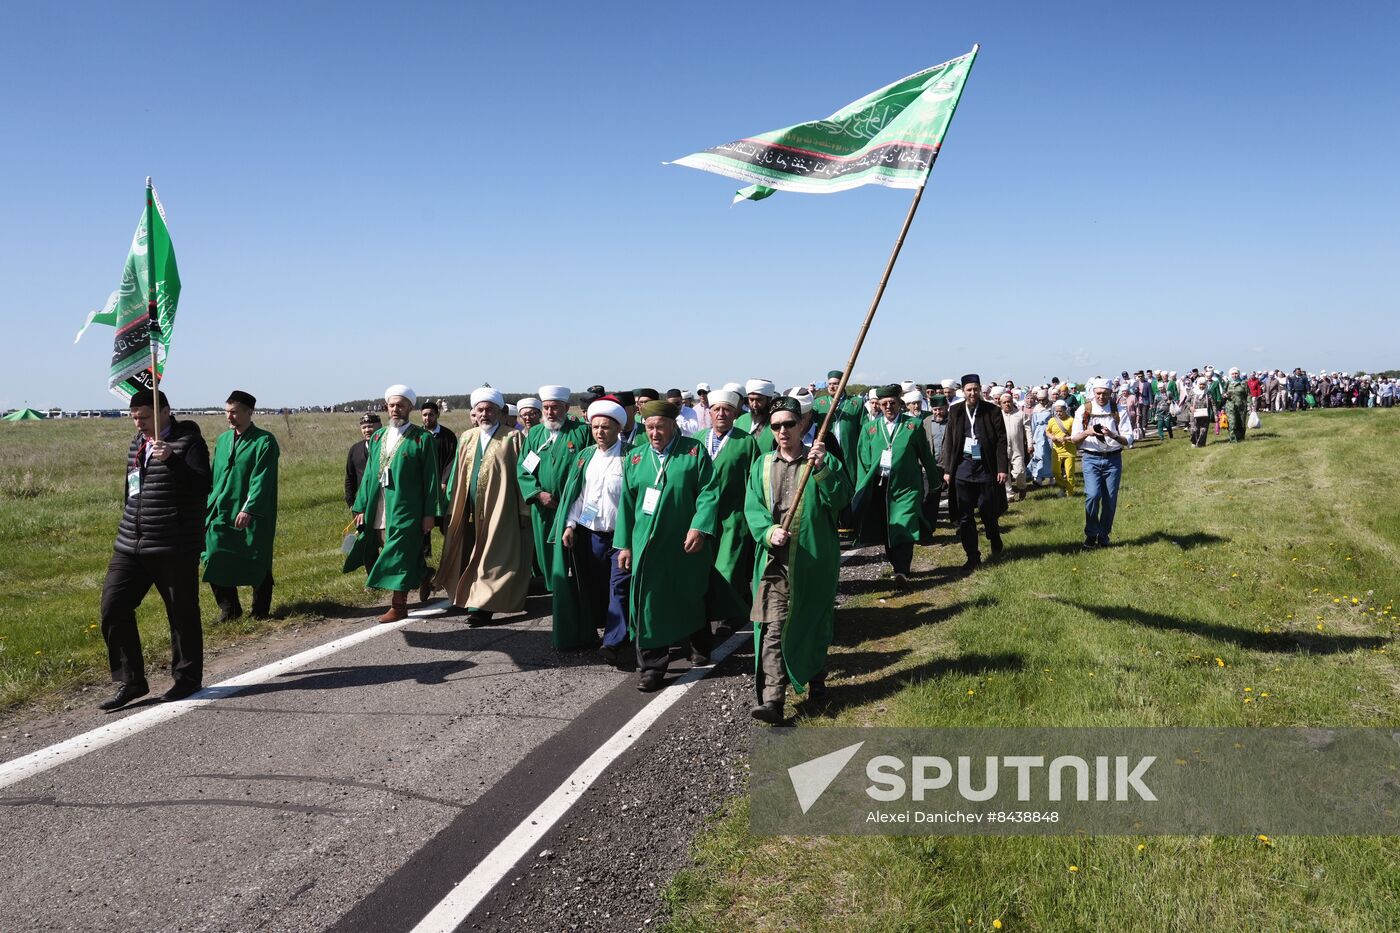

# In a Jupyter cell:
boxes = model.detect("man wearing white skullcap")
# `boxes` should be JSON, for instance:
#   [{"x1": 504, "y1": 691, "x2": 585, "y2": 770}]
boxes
[
  {"x1": 516, "y1": 397, "x2": 542, "y2": 431},
  {"x1": 435, "y1": 387, "x2": 531, "y2": 621},
  {"x1": 694, "y1": 388, "x2": 760, "y2": 634},
  {"x1": 550, "y1": 397, "x2": 633, "y2": 655},
  {"x1": 345, "y1": 385, "x2": 444, "y2": 622},
  {"x1": 736, "y1": 378, "x2": 779, "y2": 453},
  {"x1": 1069, "y1": 376, "x2": 1133, "y2": 549},
  {"x1": 519, "y1": 386, "x2": 590, "y2": 592}
]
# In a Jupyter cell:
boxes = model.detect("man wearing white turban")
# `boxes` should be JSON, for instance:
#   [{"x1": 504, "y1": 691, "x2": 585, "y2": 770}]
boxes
[
  {"x1": 736, "y1": 378, "x2": 778, "y2": 453},
  {"x1": 435, "y1": 386, "x2": 532, "y2": 620},
  {"x1": 694, "y1": 388, "x2": 760, "y2": 634},
  {"x1": 345, "y1": 386, "x2": 444, "y2": 622},
  {"x1": 518, "y1": 386, "x2": 590, "y2": 593}
]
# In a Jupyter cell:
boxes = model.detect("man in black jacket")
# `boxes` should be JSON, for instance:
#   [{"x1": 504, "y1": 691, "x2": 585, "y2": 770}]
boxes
[
  {"x1": 937, "y1": 374, "x2": 1009, "y2": 573},
  {"x1": 344, "y1": 412, "x2": 380, "y2": 508},
  {"x1": 98, "y1": 389, "x2": 212, "y2": 710}
]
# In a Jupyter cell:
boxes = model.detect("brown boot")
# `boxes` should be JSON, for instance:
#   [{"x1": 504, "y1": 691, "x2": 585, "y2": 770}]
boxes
[{"x1": 378, "y1": 597, "x2": 409, "y2": 623}]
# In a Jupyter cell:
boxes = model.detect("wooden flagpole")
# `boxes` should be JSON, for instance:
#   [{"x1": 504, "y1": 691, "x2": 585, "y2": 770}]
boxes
[{"x1": 144, "y1": 177, "x2": 160, "y2": 401}]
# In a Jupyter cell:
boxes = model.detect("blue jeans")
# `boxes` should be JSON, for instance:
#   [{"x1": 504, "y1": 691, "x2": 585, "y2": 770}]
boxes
[{"x1": 1082, "y1": 451, "x2": 1122, "y2": 542}]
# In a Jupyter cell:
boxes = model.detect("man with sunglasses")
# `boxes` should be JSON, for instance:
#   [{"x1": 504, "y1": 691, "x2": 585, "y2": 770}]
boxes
[
  {"x1": 854, "y1": 384, "x2": 939, "y2": 585},
  {"x1": 745, "y1": 396, "x2": 852, "y2": 724}
]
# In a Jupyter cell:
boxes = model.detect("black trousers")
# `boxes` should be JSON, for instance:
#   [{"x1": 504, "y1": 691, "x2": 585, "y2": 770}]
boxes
[
  {"x1": 867, "y1": 477, "x2": 914, "y2": 574},
  {"x1": 100, "y1": 550, "x2": 203, "y2": 688},
  {"x1": 637, "y1": 623, "x2": 714, "y2": 675},
  {"x1": 953, "y1": 478, "x2": 1002, "y2": 559},
  {"x1": 209, "y1": 571, "x2": 274, "y2": 617}
]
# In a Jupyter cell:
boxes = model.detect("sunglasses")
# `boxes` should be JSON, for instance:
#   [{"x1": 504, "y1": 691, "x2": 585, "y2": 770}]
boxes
[{"x1": 770, "y1": 420, "x2": 801, "y2": 431}]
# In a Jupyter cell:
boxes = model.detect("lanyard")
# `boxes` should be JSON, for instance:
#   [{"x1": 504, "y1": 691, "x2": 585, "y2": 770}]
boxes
[
  {"x1": 882, "y1": 415, "x2": 900, "y2": 448},
  {"x1": 966, "y1": 403, "x2": 979, "y2": 444},
  {"x1": 650, "y1": 435, "x2": 678, "y2": 487}
]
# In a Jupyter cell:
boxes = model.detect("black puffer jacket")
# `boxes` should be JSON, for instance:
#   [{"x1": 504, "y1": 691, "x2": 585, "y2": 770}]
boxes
[{"x1": 114, "y1": 418, "x2": 212, "y2": 556}]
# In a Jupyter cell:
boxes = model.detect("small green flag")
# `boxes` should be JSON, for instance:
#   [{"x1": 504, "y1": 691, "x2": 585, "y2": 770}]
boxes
[
  {"x1": 672, "y1": 47, "x2": 977, "y2": 203},
  {"x1": 76, "y1": 185, "x2": 182, "y2": 400}
]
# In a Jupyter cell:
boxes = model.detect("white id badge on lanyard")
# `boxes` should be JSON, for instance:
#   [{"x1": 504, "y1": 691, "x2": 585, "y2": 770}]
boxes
[
  {"x1": 380, "y1": 466, "x2": 391, "y2": 488},
  {"x1": 126, "y1": 469, "x2": 141, "y2": 497},
  {"x1": 641, "y1": 486, "x2": 661, "y2": 515},
  {"x1": 964, "y1": 437, "x2": 982, "y2": 459},
  {"x1": 879, "y1": 449, "x2": 893, "y2": 473},
  {"x1": 579, "y1": 501, "x2": 600, "y2": 525},
  {"x1": 522, "y1": 450, "x2": 541, "y2": 474}
]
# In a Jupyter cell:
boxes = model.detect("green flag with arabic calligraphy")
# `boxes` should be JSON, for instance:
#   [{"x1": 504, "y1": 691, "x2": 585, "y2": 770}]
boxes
[
  {"x1": 671, "y1": 48, "x2": 977, "y2": 203},
  {"x1": 75, "y1": 185, "x2": 182, "y2": 401}
]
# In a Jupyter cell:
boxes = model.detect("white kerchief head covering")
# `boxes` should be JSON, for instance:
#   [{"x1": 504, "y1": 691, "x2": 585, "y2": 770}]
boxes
[
  {"x1": 1090, "y1": 377, "x2": 1111, "y2": 391},
  {"x1": 786, "y1": 386, "x2": 814, "y2": 414},
  {"x1": 470, "y1": 386, "x2": 504, "y2": 409},
  {"x1": 744, "y1": 378, "x2": 777, "y2": 397},
  {"x1": 940, "y1": 378, "x2": 955, "y2": 390},
  {"x1": 586, "y1": 399, "x2": 626, "y2": 424},
  {"x1": 901, "y1": 389, "x2": 922, "y2": 405},
  {"x1": 516, "y1": 397, "x2": 542, "y2": 412},
  {"x1": 1229, "y1": 367, "x2": 1240, "y2": 376},
  {"x1": 708, "y1": 389, "x2": 742, "y2": 411},
  {"x1": 384, "y1": 384, "x2": 416, "y2": 406},
  {"x1": 538, "y1": 385, "x2": 570, "y2": 402}
]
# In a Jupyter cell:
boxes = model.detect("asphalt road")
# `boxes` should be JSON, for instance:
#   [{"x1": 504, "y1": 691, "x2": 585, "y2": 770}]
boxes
[{"x1": 0, "y1": 594, "x2": 727, "y2": 933}]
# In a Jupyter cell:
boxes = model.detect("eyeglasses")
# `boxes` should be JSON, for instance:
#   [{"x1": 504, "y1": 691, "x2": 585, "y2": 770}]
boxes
[{"x1": 770, "y1": 420, "x2": 801, "y2": 431}]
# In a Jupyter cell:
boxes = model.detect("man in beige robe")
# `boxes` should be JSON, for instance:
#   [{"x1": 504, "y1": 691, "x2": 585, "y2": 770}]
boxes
[{"x1": 435, "y1": 386, "x2": 533, "y2": 623}]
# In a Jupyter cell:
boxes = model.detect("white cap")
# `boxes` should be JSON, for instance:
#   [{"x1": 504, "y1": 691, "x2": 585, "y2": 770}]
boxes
[
  {"x1": 744, "y1": 378, "x2": 777, "y2": 397},
  {"x1": 1036, "y1": 388, "x2": 1048, "y2": 399},
  {"x1": 721, "y1": 382, "x2": 743, "y2": 394},
  {"x1": 901, "y1": 389, "x2": 922, "y2": 405},
  {"x1": 516, "y1": 396, "x2": 542, "y2": 412},
  {"x1": 940, "y1": 378, "x2": 955, "y2": 390},
  {"x1": 900, "y1": 380, "x2": 916, "y2": 393},
  {"x1": 1090, "y1": 377, "x2": 1110, "y2": 390},
  {"x1": 708, "y1": 389, "x2": 742, "y2": 411},
  {"x1": 586, "y1": 399, "x2": 626, "y2": 424},
  {"x1": 786, "y1": 386, "x2": 814, "y2": 414},
  {"x1": 538, "y1": 385, "x2": 570, "y2": 403},
  {"x1": 1229, "y1": 367, "x2": 1240, "y2": 376},
  {"x1": 506, "y1": 403, "x2": 517, "y2": 416},
  {"x1": 470, "y1": 386, "x2": 504, "y2": 408},
  {"x1": 1052, "y1": 399, "x2": 1068, "y2": 410},
  {"x1": 695, "y1": 382, "x2": 711, "y2": 393},
  {"x1": 384, "y1": 384, "x2": 416, "y2": 406}
]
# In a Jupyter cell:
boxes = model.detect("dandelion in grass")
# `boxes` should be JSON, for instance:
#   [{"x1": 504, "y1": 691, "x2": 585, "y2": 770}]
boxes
[
  {"x1": 1215, "y1": 657, "x2": 1225, "y2": 667},
  {"x1": 1257, "y1": 834, "x2": 1273, "y2": 847},
  {"x1": 993, "y1": 920, "x2": 1003, "y2": 930},
  {"x1": 1068, "y1": 865, "x2": 1079, "y2": 873}
]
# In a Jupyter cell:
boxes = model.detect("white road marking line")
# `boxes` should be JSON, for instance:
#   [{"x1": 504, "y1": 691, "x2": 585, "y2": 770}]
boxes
[
  {"x1": 0, "y1": 616, "x2": 415, "y2": 791},
  {"x1": 409, "y1": 627, "x2": 752, "y2": 933}
]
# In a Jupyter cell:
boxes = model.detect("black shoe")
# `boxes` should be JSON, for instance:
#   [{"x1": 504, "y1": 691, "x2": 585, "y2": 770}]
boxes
[
  {"x1": 98, "y1": 682, "x2": 149, "y2": 711},
  {"x1": 418, "y1": 575, "x2": 435, "y2": 604},
  {"x1": 960, "y1": 555, "x2": 981, "y2": 574},
  {"x1": 989, "y1": 538, "x2": 1005, "y2": 559},
  {"x1": 806, "y1": 681, "x2": 830, "y2": 705},
  {"x1": 689, "y1": 650, "x2": 711, "y2": 667},
  {"x1": 637, "y1": 671, "x2": 665, "y2": 692},
  {"x1": 750, "y1": 700, "x2": 784, "y2": 724},
  {"x1": 1082, "y1": 536, "x2": 1099, "y2": 550},
  {"x1": 161, "y1": 681, "x2": 202, "y2": 702},
  {"x1": 1097, "y1": 536, "x2": 1111, "y2": 548},
  {"x1": 216, "y1": 608, "x2": 242, "y2": 624},
  {"x1": 891, "y1": 572, "x2": 908, "y2": 588},
  {"x1": 464, "y1": 609, "x2": 494, "y2": 627},
  {"x1": 249, "y1": 608, "x2": 271, "y2": 621}
]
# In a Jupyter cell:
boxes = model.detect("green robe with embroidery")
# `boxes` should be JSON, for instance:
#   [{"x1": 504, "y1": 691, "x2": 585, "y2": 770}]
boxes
[
  {"x1": 745, "y1": 448, "x2": 852, "y2": 692},
  {"x1": 692, "y1": 426, "x2": 760, "y2": 622},
  {"x1": 811, "y1": 393, "x2": 866, "y2": 461},
  {"x1": 614, "y1": 434, "x2": 720, "y2": 648},
  {"x1": 517, "y1": 417, "x2": 591, "y2": 592},
  {"x1": 734, "y1": 412, "x2": 776, "y2": 453},
  {"x1": 344, "y1": 424, "x2": 442, "y2": 591},
  {"x1": 854, "y1": 413, "x2": 938, "y2": 547},
  {"x1": 202, "y1": 425, "x2": 279, "y2": 586},
  {"x1": 548, "y1": 440, "x2": 632, "y2": 649}
]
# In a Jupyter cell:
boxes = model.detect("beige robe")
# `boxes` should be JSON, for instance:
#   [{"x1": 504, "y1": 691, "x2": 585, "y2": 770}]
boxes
[{"x1": 435, "y1": 425, "x2": 532, "y2": 612}]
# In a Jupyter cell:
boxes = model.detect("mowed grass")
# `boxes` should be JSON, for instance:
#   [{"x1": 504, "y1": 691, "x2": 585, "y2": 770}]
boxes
[
  {"x1": 0, "y1": 411, "x2": 476, "y2": 711},
  {"x1": 664, "y1": 409, "x2": 1400, "y2": 932}
]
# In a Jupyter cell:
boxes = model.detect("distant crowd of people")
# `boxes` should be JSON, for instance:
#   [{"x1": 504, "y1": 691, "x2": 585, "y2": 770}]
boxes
[{"x1": 94, "y1": 363, "x2": 1390, "y2": 723}]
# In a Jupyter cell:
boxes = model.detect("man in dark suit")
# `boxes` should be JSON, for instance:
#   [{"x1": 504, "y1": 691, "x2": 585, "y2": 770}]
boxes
[
  {"x1": 98, "y1": 389, "x2": 212, "y2": 710},
  {"x1": 937, "y1": 374, "x2": 1009, "y2": 573},
  {"x1": 344, "y1": 412, "x2": 380, "y2": 508}
]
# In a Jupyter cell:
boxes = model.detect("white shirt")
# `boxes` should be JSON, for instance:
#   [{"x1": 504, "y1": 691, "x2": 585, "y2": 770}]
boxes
[
  {"x1": 477, "y1": 420, "x2": 500, "y2": 452},
  {"x1": 676, "y1": 405, "x2": 701, "y2": 435},
  {"x1": 565, "y1": 441, "x2": 624, "y2": 532},
  {"x1": 1077, "y1": 402, "x2": 1134, "y2": 454}
]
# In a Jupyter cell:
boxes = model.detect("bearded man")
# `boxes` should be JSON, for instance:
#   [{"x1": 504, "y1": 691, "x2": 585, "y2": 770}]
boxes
[{"x1": 518, "y1": 385, "x2": 590, "y2": 592}]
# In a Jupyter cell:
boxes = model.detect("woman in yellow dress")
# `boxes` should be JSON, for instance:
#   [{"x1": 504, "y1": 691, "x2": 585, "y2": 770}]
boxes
[{"x1": 1044, "y1": 399, "x2": 1078, "y2": 497}]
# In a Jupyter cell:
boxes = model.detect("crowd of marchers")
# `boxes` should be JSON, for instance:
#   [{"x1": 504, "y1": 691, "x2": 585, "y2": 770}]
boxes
[{"x1": 93, "y1": 365, "x2": 1391, "y2": 723}]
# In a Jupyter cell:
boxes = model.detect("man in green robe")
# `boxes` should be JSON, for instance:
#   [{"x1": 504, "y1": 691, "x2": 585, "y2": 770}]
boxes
[
  {"x1": 744, "y1": 396, "x2": 852, "y2": 724},
  {"x1": 345, "y1": 385, "x2": 443, "y2": 622},
  {"x1": 734, "y1": 378, "x2": 777, "y2": 453},
  {"x1": 615, "y1": 400, "x2": 721, "y2": 692},
  {"x1": 1223, "y1": 366, "x2": 1250, "y2": 441},
  {"x1": 203, "y1": 390, "x2": 279, "y2": 622},
  {"x1": 549, "y1": 398, "x2": 632, "y2": 654},
  {"x1": 812, "y1": 369, "x2": 866, "y2": 459},
  {"x1": 517, "y1": 385, "x2": 590, "y2": 593},
  {"x1": 854, "y1": 384, "x2": 939, "y2": 585},
  {"x1": 693, "y1": 388, "x2": 759, "y2": 634}
]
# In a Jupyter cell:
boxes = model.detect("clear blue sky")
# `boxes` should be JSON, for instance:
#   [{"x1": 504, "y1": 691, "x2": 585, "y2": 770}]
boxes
[{"x1": 3, "y1": 0, "x2": 1397, "y2": 409}]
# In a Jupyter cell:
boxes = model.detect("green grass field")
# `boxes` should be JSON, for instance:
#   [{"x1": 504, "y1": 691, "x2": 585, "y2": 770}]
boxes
[
  {"x1": 664, "y1": 409, "x2": 1400, "y2": 932},
  {"x1": 0, "y1": 410, "x2": 476, "y2": 711}
]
